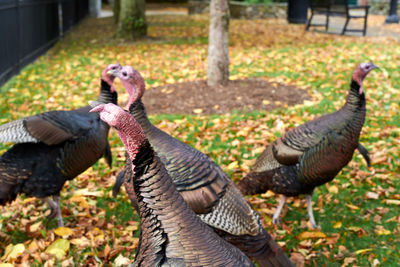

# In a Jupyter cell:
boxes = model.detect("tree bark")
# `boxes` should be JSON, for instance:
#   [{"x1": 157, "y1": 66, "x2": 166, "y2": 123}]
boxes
[
  {"x1": 117, "y1": 0, "x2": 147, "y2": 39},
  {"x1": 207, "y1": 0, "x2": 230, "y2": 86},
  {"x1": 113, "y1": 0, "x2": 120, "y2": 24}
]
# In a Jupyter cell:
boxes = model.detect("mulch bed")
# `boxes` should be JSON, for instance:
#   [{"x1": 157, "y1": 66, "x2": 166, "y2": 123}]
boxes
[{"x1": 142, "y1": 78, "x2": 311, "y2": 115}]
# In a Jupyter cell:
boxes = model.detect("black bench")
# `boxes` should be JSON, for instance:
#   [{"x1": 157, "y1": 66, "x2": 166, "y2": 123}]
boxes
[{"x1": 306, "y1": 0, "x2": 370, "y2": 36}]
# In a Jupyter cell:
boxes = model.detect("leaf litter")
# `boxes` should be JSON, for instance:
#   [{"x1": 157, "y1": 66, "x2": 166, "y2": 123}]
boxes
[{"x1": 0, "y1": 9, "x2": 399, "y2": 267}]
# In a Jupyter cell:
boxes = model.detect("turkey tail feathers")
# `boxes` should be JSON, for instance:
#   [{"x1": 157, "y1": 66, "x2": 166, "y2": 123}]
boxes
[
  {"x1": 357, "y1": 143, "x2": 371, "y2": 167},
  {"x1": 113, "y1": 169, "x2": 125, "y2": 198},
  {"x1": 215, "y1": 228, "x2": 294, "y2": 267}
]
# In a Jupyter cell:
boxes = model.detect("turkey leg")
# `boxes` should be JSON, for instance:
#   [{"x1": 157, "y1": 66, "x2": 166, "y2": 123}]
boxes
[
  {"x1": 306, "y1": 194, "x2": 318, "y2": 229},
  {"x1": 44, "y1": 196, "x2": 64, "y2": 227},
  {"x1": 272, "y1": 195, "x2": 286, "y2": 225}
]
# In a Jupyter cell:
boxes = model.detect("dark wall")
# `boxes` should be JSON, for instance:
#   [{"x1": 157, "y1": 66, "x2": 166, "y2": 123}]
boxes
[{"x1": 0, "y1": 0, "x2": 89, "y2": 86}]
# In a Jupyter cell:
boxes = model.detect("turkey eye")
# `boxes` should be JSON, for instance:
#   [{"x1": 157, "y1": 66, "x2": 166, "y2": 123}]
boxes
[
  {"x1": 112, "y1": 66, "x2": 116, "y2": 70},
  {"x1": 123, "y1": 72, "x2": 127, "y2": 76}
]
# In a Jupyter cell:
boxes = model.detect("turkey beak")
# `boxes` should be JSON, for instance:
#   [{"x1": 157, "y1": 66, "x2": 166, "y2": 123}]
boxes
[
  {"x1": 107, "y1": 69, "x2": 120, "y2": 77},
  {"x1": 369, "y1": 61, "x2": 379, "y2": 70}
]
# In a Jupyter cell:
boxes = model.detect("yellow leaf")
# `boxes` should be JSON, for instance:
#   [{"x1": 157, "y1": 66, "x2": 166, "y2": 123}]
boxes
[
  {"x1": 193, "y1": 108, "x2": 203, "y2": 114},
  {"x1": 54, "y1": 227, "x2": 74, "y2": 237},
  {"x1": 1, "y1": 244, "x2": 13, "y2": 260},
  {"x1": 262, "y1": 99, "x2": 270, "y2": 105},
  {"x1": 333, "y1": 222, "x2": 342, "y2": 229},
  {"x1": 348, "y1": 226, "x2": 362, "y2": 232},
  {"x1": 29, "y1": 221, "x2": 42, "y2": 232},
  {"x1": 260, "y1": 191, "x2": 275, "y2": 198},
  {"x1": 45, "y1": 239, "x2": 70, "y2": 260},
  {"x1": 254, "y1": 146, "x2": 265, "y2": 155},
  {"x1": 227, "y1": 161, "x2": 239, "y2": 170},
  {"x1": 70, "y1": 237, "x2": 90, "y2": 247},
  {"x1": 0, "y1": 264, "x2": 14, "y2": 267},
  {"x1": 298, "y1": 231, "x2": 326, "y2": 240},
  {"x1": 375, "y1": 227, "x2": 390, "y2": 236},
  {"x1": 346, "y1": 204, "x2": 359, "y2": 210},
  {"x1": 73, "y1": 188, "x2": 103, "y2": 197},
  {"x1": 355, "y1": 248, "x2": 372, "y2": 255},
  {"x1": 327, "y1": 185, "x2": 338, "y2": 194},
  {"x1": 3, "y1": 244, "x2": 25, "y2": 261},
  {"x1": 385, "y1": 199, "x2": 400, "y2": 205},
  {"x1": 28, "y1": 240, "x2": 39, "y2": 252}
]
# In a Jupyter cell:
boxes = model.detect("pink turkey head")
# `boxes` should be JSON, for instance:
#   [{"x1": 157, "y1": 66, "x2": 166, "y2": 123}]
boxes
[
  {"x1": 90, "y1": 103, "x2": 147, "y2": 170},
  {"x1": 102, "y1": 63, "x2": 122, "y2": 93},
  {"x1": 117, "y1": 66, "x2": 146, "y2": 109},
  {"x1": 352, "y1": 61, "x2": 378, "y2": 94}
]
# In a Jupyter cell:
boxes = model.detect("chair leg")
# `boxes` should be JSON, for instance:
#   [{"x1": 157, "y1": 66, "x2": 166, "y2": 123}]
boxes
[
  {"x1": 342, "y1": 17, "x2": 350, "y2": 35},
  {"x1": 306, "y1": 12, "x2": 314, "y2": 31},
  {"x1": 363, "y1": 8, "x2": 369, "y2": 36},
  {"x1": 325, "y1": 7, "x2": 330, "y2": 31}
]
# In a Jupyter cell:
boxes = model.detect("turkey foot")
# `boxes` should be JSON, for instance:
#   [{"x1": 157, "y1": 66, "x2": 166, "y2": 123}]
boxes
[
  {"x1": 306, "y1": 194, "x2": 318, "y2": 229},
  {"x1": 272, "y1": 195, "x2": 287, "y2": 226},
  {"x1": 44, "y1": 196, "x2": 64, "y2": 227}
]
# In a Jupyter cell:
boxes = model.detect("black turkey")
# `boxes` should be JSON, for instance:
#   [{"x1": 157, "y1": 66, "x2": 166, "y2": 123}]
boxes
[
  {"x1": 238, "y1": 62, "x2": 377, "y2": 228},
  {"x1": 0, "y1": 64, "x2": 121, "y2": 226},
  {"x1": 112, "y1": 66, "x2": 293, "y2": 267},
  {"x1": 91, "y1": 102, "x2": 256, "y2": 267}
]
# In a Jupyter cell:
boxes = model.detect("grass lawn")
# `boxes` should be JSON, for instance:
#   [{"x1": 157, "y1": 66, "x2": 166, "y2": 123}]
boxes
[{"x1": 0, "y1": 12, "x2": 399, "y2": 266}]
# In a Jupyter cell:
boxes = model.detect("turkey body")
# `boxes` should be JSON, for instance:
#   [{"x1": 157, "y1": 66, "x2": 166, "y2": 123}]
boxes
[
  {"x1": 238, "y1": 63, "x2": 377, "y2": 228},
  {"x1": 92, "y1": 103, "x2": 256, "y2": 267},
  {"x1": 115, "y1": 100, "x2": 292, "y2": 267},
  {"x1": 133, "y1": 142, "x2": 255, "y2": 267},
  {"x1": 0, "y1": 79, "x2": 117, "y2": 225}
]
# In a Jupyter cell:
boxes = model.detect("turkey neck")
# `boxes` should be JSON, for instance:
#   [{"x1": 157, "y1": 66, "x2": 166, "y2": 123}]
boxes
[
  {"x1": 130, "y1": 140, "x2": 193, "y2": 265},
  {"x1": 343, "y1": 80, "x2": 366, "y2": 112},
  {"x1": 340, "y1": 80, "x2": 366, "y2": 131},
  {"x1": 338, "y1": 80, "x2": 366, "y2": 147},
  {"x1": 97, "y1": 80, "x2": 118, "y2": 104},
  {"x1": 128, "y1": 100, "x2": 154, "y2": 135}
]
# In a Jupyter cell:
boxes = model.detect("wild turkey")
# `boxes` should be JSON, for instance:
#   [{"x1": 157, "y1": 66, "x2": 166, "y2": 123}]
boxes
[
  {"x1": 237, "y1": 62, "x2": 378, "y2": 228},
  {"x1": 112, "y1": 66, "x2": 293, "y2": 267},
  {"x1": 0, "y1": 64, "x2": 121, "y2": 226},
  {"x1": 91, "y1": 102, "x2": 256, "y2": 267}
]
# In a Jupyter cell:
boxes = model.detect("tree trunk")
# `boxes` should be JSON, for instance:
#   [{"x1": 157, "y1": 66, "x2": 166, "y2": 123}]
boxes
[
  {"x1": 113, "y1": 0, "x2": 120, "y2": 24},
  {"x1": 207, "y1": 0, "x2": 230, "y2": 86},
  {"x1": 117, "y1": 0, "x2": 147, "y2": 39}
]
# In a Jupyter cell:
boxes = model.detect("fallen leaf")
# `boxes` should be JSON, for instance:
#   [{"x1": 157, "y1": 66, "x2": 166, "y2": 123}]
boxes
[
  {"x1": 385, "y1": 199, "x2": 400, "y2": 205},
  {"x1": 327, "y1": 185, "x2": 338, "y2": 194},
  {"x1": 375, "y1": 226, "x2": 391, "y2": 236},
  {"x1": 355, "y1": 248, "x2": 372, "y2": 255},
  {"x1": 333, "y1": 221, "x2": 342, "y2": 229},
  {"x1": 72, "y1": 188, "x2": 103, "y2": 197},
  {"x1": 345, "y1": 204, "x2": 359, "y2": 210},
  {"x1": 114, "y1": 254, "x2": 131, "y2": 266},
  {"x1": 29, "y1": 221, "x2": 42, "y2": 232},
  {"x1": 365, "y1": 192, "x2": 379, "y2": 199},
  {"x1": 298, "y1": 231, "x2": 326, "y2": 240},
  {"x1": 2, "y1": 243, "x2": 25, "y2": 261},
  {"x1": 54, "y1": 227, "x2": 74, "y2": 237},
  {"x1": 289, "y1": 252, "x2": 304, "y2": 267},
  {"x1": 227, "y1": 161, "x2": 239, "y2": 170},
  {"x1": 45, "y1": 239, "x2": 70, "y2": 260},
  {"x1": 342, "y1": 257, "x2": 356, "y2": 267}
]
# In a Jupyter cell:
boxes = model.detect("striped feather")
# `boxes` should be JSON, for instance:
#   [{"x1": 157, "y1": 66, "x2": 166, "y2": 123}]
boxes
[{"x1": 0, "y1": 119, "x2": 38, "y2": 144}]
